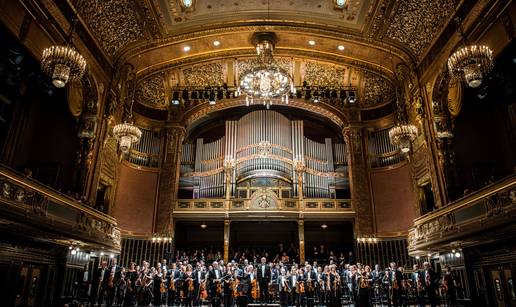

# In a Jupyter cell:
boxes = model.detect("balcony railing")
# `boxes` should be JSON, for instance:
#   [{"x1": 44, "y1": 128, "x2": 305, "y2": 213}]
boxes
[
  {"x1": 0, "y1": 165, "x2": 121, "y2": 251},
  {"x1": 174, "y1": 198, "x2": 353, "y2": 216},
  {"x1": 408, "y1": 174, "x2": 516, "y2": 254}
]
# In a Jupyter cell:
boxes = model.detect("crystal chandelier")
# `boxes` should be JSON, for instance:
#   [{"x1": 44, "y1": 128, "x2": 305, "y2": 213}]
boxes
[
  {"x1": 40, "y1": 4, "x2": 86, "y2": 88},
  {"x1": 238, "y1": 33, "x2": 294, "y2": 108},
  {"x1": 448, "y1": 18, "x2": 493, "y2": 88},
  {"x1": 113, "y1": 122, "x2": 142, "y2": 154},
  {"x1": 389, "y1": 124, "x2": 418, "y2": 153},
  {"x1": 113, "y1": 77, "x2": 142, "y2": 154}
]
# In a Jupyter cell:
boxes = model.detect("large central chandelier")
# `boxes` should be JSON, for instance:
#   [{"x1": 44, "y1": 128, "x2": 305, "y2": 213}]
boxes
[
  {"x1": 238, "y1": 32, "x2": 294, "y2": 108},
  {"x1": 448, "y1": 18, "x2": 493, "y2": 88}
]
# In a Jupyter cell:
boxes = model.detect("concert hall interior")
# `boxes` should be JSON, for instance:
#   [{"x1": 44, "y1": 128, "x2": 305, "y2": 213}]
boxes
[{"x1": 0, "y1": 0, "x2": 515, "y2": 306}]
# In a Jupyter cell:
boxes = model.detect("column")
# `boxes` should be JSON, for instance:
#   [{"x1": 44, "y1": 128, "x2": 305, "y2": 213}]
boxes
[
  {"x1": 343, "y1": 126, "x2": 374, "y2": 237},
  {"x1": 298, "y1": 219, "x2": 305, "y2": 263},
  {"x1": 224, "y1": 219, "x2": 230, "y2": 263},
  {"x1": 156, "y1": 125, "x2": 186, "y2": 234}
]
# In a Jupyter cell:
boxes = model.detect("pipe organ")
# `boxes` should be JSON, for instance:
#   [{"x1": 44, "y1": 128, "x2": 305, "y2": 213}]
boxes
[
  {"x1": 127, "y1": 128, "x2": 162, "y2": 168},
  {"x1": 368, "y1": 128, "x2": 404, "y2": 167},
  {"x1": 179, "y1": 110, "x2": 348, "y2": 199}
]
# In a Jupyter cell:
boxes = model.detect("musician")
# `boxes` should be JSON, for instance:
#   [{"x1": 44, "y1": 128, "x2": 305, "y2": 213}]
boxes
[
  {"x1": 411, "y1": 264, "x2": 425, "y2": 307},
  {"x1": 105, "y1": 258, "x2": 121, "y2": 307},
  {"x1": 328, "y1": 264, "x2": 341, "y2": 307},
  {"x1": 236, "y1": 265, "x2": 252, "y2": 307},
  {"x1": 166, "y1": 262, "x2": 180, "y2": 306},
  {"x1": 316, "y1": 266, "x2": 324, "y2": 305},
  {"x1": 193, "y1": 263, "x2": 206, "y2": 306},
  {"x1": 124, "y1": 262, "x2": 138, "y2": 306},
  {"x1": 153, "y1": 266, "x2": 165, "y2": 306},
  {"x1": 223, "y1": 265, "x2": 235, "y2": 307},
  {"x1": 423, "y1": 262, "x2": 438, "y2": 307},
  {"x1": 207, "y1": 261, "x2": 224, "y2": 307},
  {"x1": 289, "y1": 266, "x2": 304, "y2": 306},
  {"x1": 278, "y1": 268, "x2": 290, "y2": 307},
  {"x1": 442, "y1": 265, "x2": 457, "y2": 307},
  {"x1": 304, "y1": 264, "x2": 317, "y2": 307},
  {"x1": 386, "y1": 262, "x2": 403, "y2": 307},
  {"x1": 94, "y1": 260, "x2": 109, "y2": 306},
  {"x1": 357, "y1": 266, "x2": 372, "y2": 307},
  {"x1": 257, "y1": 257, "x2": 271, "y2": 303},
  {"x1": 183, "y1": 264, "x2": 196, "y2": 307}
]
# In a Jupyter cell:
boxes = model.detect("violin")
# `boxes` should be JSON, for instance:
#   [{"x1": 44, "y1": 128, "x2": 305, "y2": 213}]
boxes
[
  {"x1": 297, "y1": 281, "x2": 305, "y2": 294},
  {"x1": 188, "y1": 278, "x2": 194, "y2": 292},
  {"x1": 200, "y1": 280, "x2": 208, "y2": 300},
  {"x1": 160, "y1": 279, "x2": 167, "y2": 294},
  {"x1": 169, "y1": 277, "x2": 176, "y2": 291},
  {"x1": 232, "y1": 279, "x2": 239, "y2": 298},
  {"x1": 216, "y1": 280, "x2": 222, "y2": 295}
]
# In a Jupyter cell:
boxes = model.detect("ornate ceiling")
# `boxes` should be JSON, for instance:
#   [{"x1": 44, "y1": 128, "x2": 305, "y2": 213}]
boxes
[{"x1": 64, "y1": 0, "x2": 463, "y2": 112}]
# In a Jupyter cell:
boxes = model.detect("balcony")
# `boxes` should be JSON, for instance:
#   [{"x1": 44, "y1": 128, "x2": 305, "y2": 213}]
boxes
[
  {"x1": 173, "y1": 198, "x2": 354, "y2": 219},
  {"x1": 0, "y1": 165, "x2": 121, "y2": 252},
  {"x1": 408, "y1": 174, "x2": 516, "y2": 255}
]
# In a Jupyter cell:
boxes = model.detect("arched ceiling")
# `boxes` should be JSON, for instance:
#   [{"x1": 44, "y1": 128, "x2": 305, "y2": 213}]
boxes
[{"x1": 68, "y1": 0, "x2": 461, "y2": 112}]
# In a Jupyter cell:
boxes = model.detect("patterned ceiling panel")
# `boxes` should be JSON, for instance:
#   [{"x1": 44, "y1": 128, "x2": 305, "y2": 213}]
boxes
[
  {"x1": 236, "y1": 57, "x2": 293, "y2": 77},
  {"x1": 135, "y1": 72, "x2": 168, "y2": 109},
  {"x1": 79, "y1": 0, "x2": 145, "y2": 57},
  {"x1": 362, "y1": 71, "x2": 394, "y2": 107},
  {"x1": 385, "y1": 0, "x2": 458, "y2": 58},
  {"x1": 183, "y1": 62, "x2": 225, "y2": 87},
  {"x1": 303, "y1": 61, "x2": 347, "y2": 87}
]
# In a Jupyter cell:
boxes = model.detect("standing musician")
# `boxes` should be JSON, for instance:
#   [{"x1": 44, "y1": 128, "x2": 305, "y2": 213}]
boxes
[
  {"x1": 304, "y1": 264, "x2": 317, "y2": 307},
  {"x1": 357, "y1": 266, "x2": 372, "y2": 307},
  {"x1": 442, "y1": 265, "x2": 457, "y2": 307},
  {"x1": 153, "y1": 266, "x2": 165, "y2": 306},
  {"x1": 236, "y1": 265, "x2": 252, "y2": 307},
  {"x1": 183, "y1": 264, "x2": 196, "y2": 307},
  {"x1": 278, "y1": 267, "x2": 291, "y2": 307},
  {"x1": 167, "y1": 262, "x2": 181, "y2": 306},
  {"x1": 105, "y1": 258, "x2": 121, "y2": 307},
  {"x1": 223, "y1": 265, "x2": 236, "y2": 307},
  {"x1": 257, "y1": 257, "x2": 271, "y2": 304},
  {"x1": 193, "y1": 263, "x2": 206, "y2": 306},
  {"x1": 411, "y1": 264, "x2": 425, "y2": 307},
  {"x1": 289, "y1": 266, "x2": 300, "y2": 306},
  {"x1": 423, "y1": 261, "x2": 438, "y2": 307},
  {"x1": 207, "y1": 261, "x2": 224, "y2": 307},
  {"x1": 371, "y1": 264, "x2": 384, "y2": 302},
  {"x1": 330, "y1": 264, "x2": 342, "y2": 307},
  {"x1": 124, "y1": 262, "x2": 138, "y2": 306},
  {"x1": 386, "y1": 262, "x2": 403, "y2": 307}
]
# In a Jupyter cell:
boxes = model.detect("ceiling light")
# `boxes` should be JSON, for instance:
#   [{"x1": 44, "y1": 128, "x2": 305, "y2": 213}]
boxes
[
  {"x1": 321, "y1": 224, "x2": 328, "y2": 229},
  {"x1": 454, "y1": 252, "x2": 461, "y2": 258},
  {"x1": 415, "y1": 255, "x2": 420, "y2": 260},
  {"x1": 201, "y1": 224, "x2": 207, "y2": 228},
  {"x1": 427, "y1": 253, "x2": 432, "y2": 257},
  {"x1": 213, "y1": 40, "x2": 221, "y2": 47},
  {"x1": 338, "y1": 45, "x2": 345, "y2": 51},
  {"x1": 109, "y1": 254, "x2": 114, "y2": 259},
  {"x1": 183, "y1": 46, "x2": 191, "y2": 52},
  {"x1": 308, "y1": 40, "x2": 316, "y2": 46}
]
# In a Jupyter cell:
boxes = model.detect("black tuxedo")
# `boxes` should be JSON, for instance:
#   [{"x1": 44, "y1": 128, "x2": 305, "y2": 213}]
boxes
[
  {"x1": 257, "y1": 264, "x2": 271, "y2": 303},
  {"x1": 387, "y1": 269, "x2": 403, "y2": 307},
  {"x1": 208, "y1": 269, "x2": 223, "y2": 306}
]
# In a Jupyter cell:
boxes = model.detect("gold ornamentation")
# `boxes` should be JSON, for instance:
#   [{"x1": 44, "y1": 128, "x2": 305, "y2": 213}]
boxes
[
  {"x1": 303, "y1": 61, "x2": 346, "y2": 87},
  {"x1": 135, "y1": 72, "x2": 167, "y2": 109},
  {"x1": 183, "y1": 62, "x2": 225, "y2": 87},
  {"x1": 385, "y1": 0, "x2": 458, "y2": 57},
  {"x1": 237, "y1": 57, "x2": 292, "y2": 79},
  {"x1": 362, "y1": 71, "x2": 394, "y2": 106},
  {"x1": 78, "y1": 0, "x2": 144, "y2": 56}
]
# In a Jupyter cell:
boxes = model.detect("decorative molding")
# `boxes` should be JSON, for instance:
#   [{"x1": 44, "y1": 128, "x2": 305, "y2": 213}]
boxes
[
  {"x1": 362, "y1": 71, "x2": 395, "y2": 107},
  {"x1": 135, "y1": 72, "x2": 167, "y2": 109},
  {"x1": 385, "y1": 0, "x2": 458, "y2": 58}
]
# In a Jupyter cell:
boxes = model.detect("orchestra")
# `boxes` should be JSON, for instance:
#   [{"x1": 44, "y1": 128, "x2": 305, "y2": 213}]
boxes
[{"x1": 90, "y1": 256, "x2": 460, "y2": 307}]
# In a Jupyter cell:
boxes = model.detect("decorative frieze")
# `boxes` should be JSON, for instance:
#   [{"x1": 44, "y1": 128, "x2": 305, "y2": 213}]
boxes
[{"x1": 135, "y1": 72, "x2": 167, "y2": 109}]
